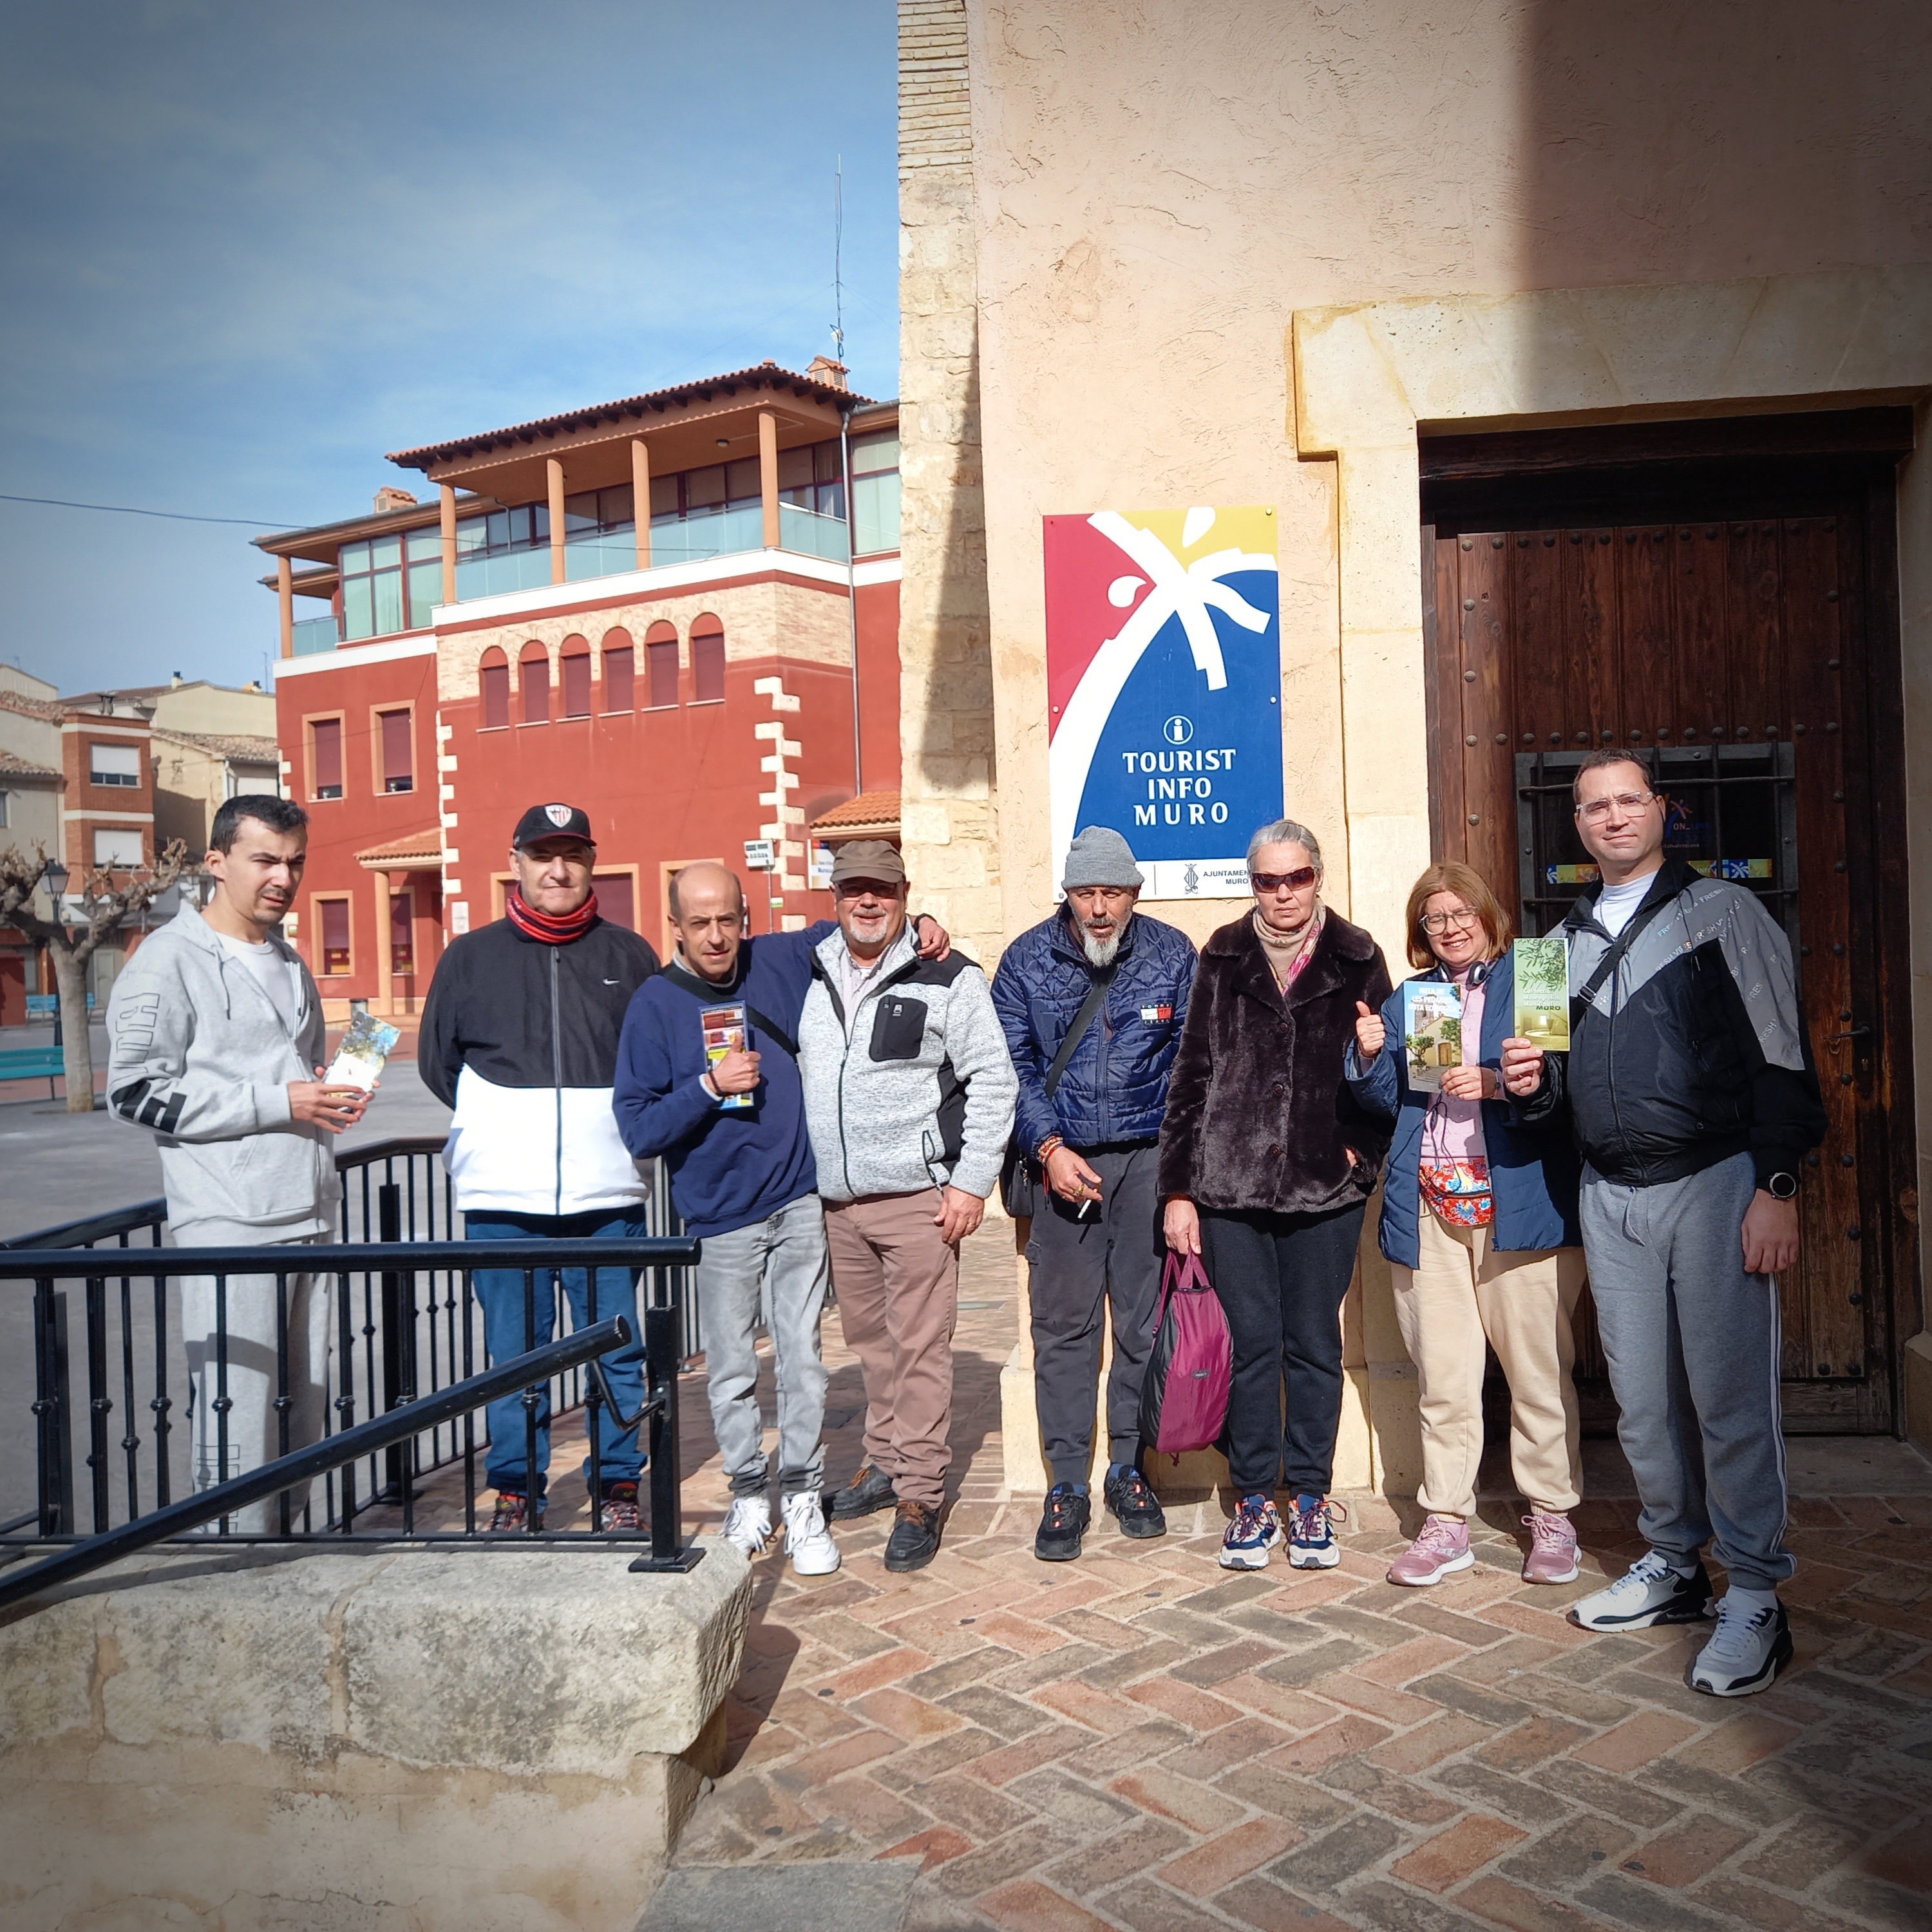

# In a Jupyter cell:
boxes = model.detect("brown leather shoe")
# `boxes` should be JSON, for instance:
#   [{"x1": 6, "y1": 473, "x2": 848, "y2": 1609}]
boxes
[{"x1": 884, "y1": 1499, "x2": 942, "y2": 1572}]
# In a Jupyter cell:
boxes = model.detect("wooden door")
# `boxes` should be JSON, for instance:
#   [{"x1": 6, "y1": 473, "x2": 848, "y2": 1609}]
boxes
[{"x1": 1421, "y1": 417, "x2": 1915, "y2": 1433}]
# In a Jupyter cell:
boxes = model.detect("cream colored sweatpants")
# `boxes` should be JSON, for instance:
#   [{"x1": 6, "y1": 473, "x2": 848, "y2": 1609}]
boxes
[{"x1": 1391, "y1": 1210, "x2": 1586, "y2": 1520}]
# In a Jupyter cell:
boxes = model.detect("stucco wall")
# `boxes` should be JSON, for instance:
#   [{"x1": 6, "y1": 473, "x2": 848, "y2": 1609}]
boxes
[
  {"x1": 960, "y1": 0, "x2": 1932, "y2": 947},
  {"x1": 929, "y1": 0, "x2": 1932, "y2": 1482}
]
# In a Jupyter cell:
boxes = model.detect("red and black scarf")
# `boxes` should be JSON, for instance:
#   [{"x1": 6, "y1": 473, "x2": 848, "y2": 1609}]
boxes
[{"x1": 506, "y1": 887, "x2": 598, "y2": 945}]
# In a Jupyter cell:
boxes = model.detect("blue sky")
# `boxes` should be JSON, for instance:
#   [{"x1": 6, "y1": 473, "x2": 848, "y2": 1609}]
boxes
[{"x1": 0, "y1": 0, "x2": 899, "y2": 697}]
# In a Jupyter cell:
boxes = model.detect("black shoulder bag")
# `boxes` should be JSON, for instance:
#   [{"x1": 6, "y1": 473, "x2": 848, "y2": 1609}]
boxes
[{"x1": 999, "y1": 963, "x2": 1118, "y2": 1219}]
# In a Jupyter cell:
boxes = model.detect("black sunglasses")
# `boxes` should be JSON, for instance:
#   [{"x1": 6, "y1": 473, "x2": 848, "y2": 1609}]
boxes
[{"x1": 1251, "y1": 866, "x2": 1318, "y2": 893}]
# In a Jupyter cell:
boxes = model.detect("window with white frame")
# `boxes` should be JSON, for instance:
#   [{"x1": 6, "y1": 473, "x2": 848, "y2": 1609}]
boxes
[
  {"x1": 93, "y1": 828, "x2": 143, "y2": 867},
  {"x1": 90, "y1": 743, "x2": 141, "y2": 787}
]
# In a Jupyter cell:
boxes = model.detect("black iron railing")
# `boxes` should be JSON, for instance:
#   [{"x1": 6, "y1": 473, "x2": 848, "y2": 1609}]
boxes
[
  {"x1": 1, "y1": 1233, "x2": 701, "y2": 1555},
  {"x1": 1, "y1": 1137, "x2": 704, "y2": 1542},
  {"x1": 0, "y1": 1300, "x2": 707, "y2": 1615}
]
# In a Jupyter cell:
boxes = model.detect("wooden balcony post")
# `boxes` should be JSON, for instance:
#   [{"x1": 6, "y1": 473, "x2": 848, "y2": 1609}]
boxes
[
  {"x1": 277, "y1": 556, "x2": 294, "y2": 659},
  {"x1": 632, "y1": 438, "x2": 652, "y2": 571},
  {"x1": 547, "y1": 456, "x2": 567, "y2": 585},
  {"x1": 759, "y1": 410, "x2": 781, "y2": 551},
  {"x1": 439, "y1": 483, "x2": 457, "y2": 607}
]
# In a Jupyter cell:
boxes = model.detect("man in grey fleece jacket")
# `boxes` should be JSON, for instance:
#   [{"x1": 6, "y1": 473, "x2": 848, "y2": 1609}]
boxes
[
  {"x1": 797, "y1": 840, "x2": 1016, "y2": 1572},
  {"x1": 106, "y1": 796, "x2": 368, "y2": 1530}
]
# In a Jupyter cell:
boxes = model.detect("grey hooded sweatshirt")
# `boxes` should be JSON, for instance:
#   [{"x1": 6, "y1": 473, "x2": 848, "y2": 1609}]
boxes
[{"x1": 106, "y1": 906, "x2": 339, "y2": 1237}]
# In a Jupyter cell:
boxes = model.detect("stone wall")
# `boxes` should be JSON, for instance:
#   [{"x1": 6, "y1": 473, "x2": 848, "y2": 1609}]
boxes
[
  {"x1": 898, "y1": 0, "x2": 1001, "y2": 965},
  {"x1": 0, "y1": 1542, "x2": 750, "y2": 1932}
]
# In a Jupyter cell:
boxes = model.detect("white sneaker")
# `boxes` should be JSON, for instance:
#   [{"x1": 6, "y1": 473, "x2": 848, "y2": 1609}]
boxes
[
  {"x1": 721, "y1": 1493, "x2": 773, "y2": 1556},
  {"x1": 782, "y1": 1490, "x2": 841, "y2": 1576},
  {"x1": 1691, "y1": 1595, "x2": 1793, "y2": 1698},
  {"x1": 1571, "y1": 1549, "x2": 1714, "y2": 1631}
]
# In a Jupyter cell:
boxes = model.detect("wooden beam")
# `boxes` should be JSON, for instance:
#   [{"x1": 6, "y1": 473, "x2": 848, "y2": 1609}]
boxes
[
  {"x1": 547, "y1": 456, "x2": 566, "y2": 585},
  {"x1": 759, "y1": 410, "x2": 781, "y2": 551},
  {"x1": 439, "y1": 484, "x2": 457, "y2": 608},
  {"x1": 632, "y1": 439, "x2": 651, "y2": 571},
  {"x1": 277, "y1": 556, "x2": 294, "y2": 659}
]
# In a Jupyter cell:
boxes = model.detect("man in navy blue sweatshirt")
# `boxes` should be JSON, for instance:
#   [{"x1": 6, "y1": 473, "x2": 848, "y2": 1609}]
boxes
[{"x1": 612, "y1": 860, "x2": 945, "y2": 1575}]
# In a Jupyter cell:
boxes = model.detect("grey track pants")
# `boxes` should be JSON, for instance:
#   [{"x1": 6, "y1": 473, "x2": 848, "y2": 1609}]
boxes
[
  {"x1": 178, "y1": 1226, "x2": 329, "y2": 1536},
  {"x1": 1026, "y1": 1142, "x2": 1163, "y2": 1486},
  {"x1": 696, "y1": 1192, "x2": 831, "y2": 1497},
  {"x1": 1579, "y1": 1153, "x2": 1795, "y2": 1593}
]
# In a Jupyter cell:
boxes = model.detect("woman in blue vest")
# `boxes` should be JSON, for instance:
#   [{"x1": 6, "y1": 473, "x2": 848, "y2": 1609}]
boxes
[{"x1": 1345, "y1": 862, "x2": 1586, "y2": 1589}]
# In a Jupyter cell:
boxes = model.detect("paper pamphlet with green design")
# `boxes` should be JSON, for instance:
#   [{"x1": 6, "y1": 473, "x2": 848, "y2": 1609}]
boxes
[
  {"x1": 1402, "y1": 982, "x2": 1463, "y2": 1094},
  {"x1": 325, "y1": 1012, "x2": 400, "y2": 1091},
  {"x1": 1512, "y1": 936, "x2": 1571, "y2": 1052}
]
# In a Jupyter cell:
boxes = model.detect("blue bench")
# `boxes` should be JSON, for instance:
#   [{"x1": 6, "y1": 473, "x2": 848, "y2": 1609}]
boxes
[
  {"x1": 24, "y1": 994, "x2": 93, "y2": 1019},
  {"x1": 0, "y1": 1046, "x2": 65, "y2": 1099}
]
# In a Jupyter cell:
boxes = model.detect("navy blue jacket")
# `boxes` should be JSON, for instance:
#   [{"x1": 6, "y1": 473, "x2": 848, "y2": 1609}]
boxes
[
  {"x1": 611, "y1": 923, "x2": 835, "y2": 1239},
  {"x1": 1343, "y1": 952, "x2": 1582, "y2": 1269},
  {"x1": 990, "y1": 909, "x2": 1197, "y2": 1155}
]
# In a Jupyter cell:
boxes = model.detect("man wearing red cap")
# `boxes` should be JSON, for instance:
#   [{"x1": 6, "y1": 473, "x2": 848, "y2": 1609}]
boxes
[{"x1": 421, "y1": 803, "x2": 659, "y2": 1533}]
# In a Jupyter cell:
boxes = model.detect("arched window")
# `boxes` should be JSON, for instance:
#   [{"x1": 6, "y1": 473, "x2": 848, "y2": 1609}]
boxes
[
  {"x1": 645, "y1": 620, "x2": 679, "y2": 709},
  {"x1": 559, "y1": 634, "x2": 591, "y2": 718},
  {"x1": 691, "y1": 615, "x2": 725, "y2": 705},
  {"x1": 601, "y1": 628, "x2": 634, "y2": 712},
  {"x1": 480, "y1": 647, "x2": 509, "y2": 730},
  {"x1": 520, "y1": 640, "x2": 550, "y2": 724}
]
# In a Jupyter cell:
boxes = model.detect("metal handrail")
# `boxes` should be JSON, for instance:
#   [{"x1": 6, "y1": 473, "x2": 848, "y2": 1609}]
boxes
[
  {"x1": 1, "y1": 1135, "x2": 456, "y2": 1252},
  {"x1": 0, "y1": 1312, "x2": 699, "y2": 1615}
]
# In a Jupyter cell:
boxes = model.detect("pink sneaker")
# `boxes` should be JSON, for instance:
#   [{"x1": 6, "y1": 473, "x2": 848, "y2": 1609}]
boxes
[
  {"x1": 1522, "y1": 1511, "x2": 1580, "y2": 1584},
  {"x1": 1387, "y1": 1514, "x2": 1473, "y2": 1587}
]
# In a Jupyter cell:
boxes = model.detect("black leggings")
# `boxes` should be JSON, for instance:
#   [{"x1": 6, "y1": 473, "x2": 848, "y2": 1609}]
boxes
[{"x1": 1202, "y1": 1202, "x2": 1367, "y2": 1497}]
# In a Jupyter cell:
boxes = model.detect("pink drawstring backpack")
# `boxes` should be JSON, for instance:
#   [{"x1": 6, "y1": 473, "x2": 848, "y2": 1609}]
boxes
[{"x1": 1136, "y1": 1251, "x2": 1233, "y2": 1459}]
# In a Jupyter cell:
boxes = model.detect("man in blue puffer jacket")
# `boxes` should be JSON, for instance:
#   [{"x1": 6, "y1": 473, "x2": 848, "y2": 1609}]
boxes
[{"x1": 990, "y1": 826, "x2": 1198, "y2": 1561}]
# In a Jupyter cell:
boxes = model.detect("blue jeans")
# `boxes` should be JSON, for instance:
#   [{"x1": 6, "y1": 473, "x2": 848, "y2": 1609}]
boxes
[{"x1": 466, "y1": 1209, "x2": 649, "y2": 1495}]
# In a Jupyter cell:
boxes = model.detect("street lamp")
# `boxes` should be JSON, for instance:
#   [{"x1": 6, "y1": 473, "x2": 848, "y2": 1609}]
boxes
[{"x1": 41, "y1": 859, "x2": 70, "y2": 1047}]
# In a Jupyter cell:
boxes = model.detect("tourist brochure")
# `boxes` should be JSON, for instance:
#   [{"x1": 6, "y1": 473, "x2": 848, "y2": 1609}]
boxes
[
  {"x1": 701, "y1": 1003, "x2": 754, "y2": 1110},
  {"x1": 324, "y1": 1012, "x2": 400, "y2": 1092},
  {"x1": 1402, "y1": 982, "x2": 1463, "y2": 1093},
  {"x1": 1511, "y1": 935, "x2": 1572, "y2": 1053}
]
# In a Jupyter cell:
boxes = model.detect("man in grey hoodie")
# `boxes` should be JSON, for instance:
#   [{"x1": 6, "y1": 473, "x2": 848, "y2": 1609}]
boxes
[
  {"x1": 107, "y1": 795, "x2": 368, "y2": 1530},
  {"x1": 797, "y1": 840, "x2": 1016, "y2": 1571}
]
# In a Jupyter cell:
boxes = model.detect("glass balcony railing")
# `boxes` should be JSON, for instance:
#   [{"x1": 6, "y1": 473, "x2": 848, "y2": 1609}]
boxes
[
  {"x1": 291, "y1": 612, "x2": 343, "y2": 656},
  {"x1": 779, "y1": 502, "x2": 853, "y2": 562},
  {"x1": 286, "y1": 488, "x2": 893, "y2": 655}
]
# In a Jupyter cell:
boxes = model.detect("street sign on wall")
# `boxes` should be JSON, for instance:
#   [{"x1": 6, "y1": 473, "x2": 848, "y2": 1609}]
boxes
[{"x1": 1043, "y1": 506, "x2": 1283, "y2": 900}]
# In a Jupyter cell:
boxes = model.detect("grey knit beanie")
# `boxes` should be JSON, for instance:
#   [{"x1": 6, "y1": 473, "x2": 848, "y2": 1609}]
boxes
[{"x1": 1061, "y1": 825, "x2": 1144, "y2": 891}]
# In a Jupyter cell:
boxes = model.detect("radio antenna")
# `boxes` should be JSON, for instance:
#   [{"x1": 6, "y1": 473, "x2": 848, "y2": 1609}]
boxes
[{"x1": 832, "y1": 153, "x2": 844, "y2": 364}]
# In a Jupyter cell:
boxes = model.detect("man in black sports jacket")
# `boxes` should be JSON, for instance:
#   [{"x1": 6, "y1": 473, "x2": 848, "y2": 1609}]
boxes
[{"x1": 420, "y1": 802, "x2": 659, "y2": 1532}]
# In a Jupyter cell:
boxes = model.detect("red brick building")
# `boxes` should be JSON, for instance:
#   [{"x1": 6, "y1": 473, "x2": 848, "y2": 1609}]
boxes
[{"x1": 258, "y1": 361, "x2": 902, "y2": 1016}]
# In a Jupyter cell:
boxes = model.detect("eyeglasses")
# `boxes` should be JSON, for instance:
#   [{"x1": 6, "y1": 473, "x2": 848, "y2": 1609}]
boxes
[
  {"x1": 1575, "y1": 791, "x2": 1659, "y2": 824},
  {"x1": 1251, "y1": 866, "x2": 1318, "y2": 893},
  {"x1": 1420, "y1": 908, "x2": 1482, "y2": 935}
]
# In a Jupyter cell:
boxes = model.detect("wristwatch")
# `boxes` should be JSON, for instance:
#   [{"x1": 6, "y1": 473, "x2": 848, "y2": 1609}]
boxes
[{"x1": 1765, "y1": 1172, "x2": 1799, "y2": 1200}]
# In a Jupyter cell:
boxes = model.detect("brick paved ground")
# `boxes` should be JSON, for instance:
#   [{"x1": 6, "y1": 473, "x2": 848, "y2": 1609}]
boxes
[{"x1": 656, "y1": 1226, "x2": 1932, "y2": 1932}]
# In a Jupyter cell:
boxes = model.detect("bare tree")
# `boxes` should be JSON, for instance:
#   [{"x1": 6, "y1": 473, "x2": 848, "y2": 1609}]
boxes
[{"x1": 0, "y1": 840, "x2": 190, "y2": 1113}]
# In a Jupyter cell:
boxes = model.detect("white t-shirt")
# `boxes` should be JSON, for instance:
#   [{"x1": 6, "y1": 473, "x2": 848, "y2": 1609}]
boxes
[
  {"x1": 218, "y1": 931, "x2": 299, "y2": 1032},
  {"x1": 1595, "y1": 872, "x2": 1660, "y2": 938}
]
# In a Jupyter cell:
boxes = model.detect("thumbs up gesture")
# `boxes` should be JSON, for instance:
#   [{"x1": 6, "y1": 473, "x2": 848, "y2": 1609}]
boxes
[{"x1": 1354, "y1": 999, "x2": 1385, "y2": 1063}]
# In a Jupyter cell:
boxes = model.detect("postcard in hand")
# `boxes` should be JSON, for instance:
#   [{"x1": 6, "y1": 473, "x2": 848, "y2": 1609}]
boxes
[
  {"x1": 1403, "y1": 982, "x2": 1463, "y2": 1094},
  {"x1": 701, "y1": 1004, "x2": 754, "y2": 1110},
  {"x1": 325, "y1": 1012, "x2": 400, "y2": 1091},
  {"x1": 1511, "y1": 936, "x2": 1571, "y2": 1053}
]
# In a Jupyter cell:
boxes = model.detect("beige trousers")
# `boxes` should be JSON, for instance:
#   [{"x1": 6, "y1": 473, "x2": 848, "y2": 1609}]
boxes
[
  {"x1": 824, "y1": 1189, "x2": 959, "y2": 1510},
  {"x1": 1392, "y1": 1210, "x2": 1586, "y2": 1520}
]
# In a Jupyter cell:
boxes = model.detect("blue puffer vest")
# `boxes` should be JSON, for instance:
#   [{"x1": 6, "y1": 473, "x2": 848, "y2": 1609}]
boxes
[{"x1": 989, "y1": 909, "x2": 1198, "y2": 1155}]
